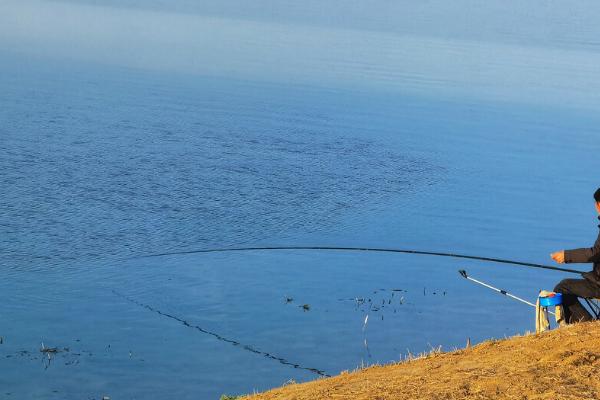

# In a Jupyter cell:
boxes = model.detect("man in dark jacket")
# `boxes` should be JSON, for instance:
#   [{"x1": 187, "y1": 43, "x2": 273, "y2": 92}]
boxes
[{"x1": 551, "y1": 188, "x2": 600, "y2": 323}]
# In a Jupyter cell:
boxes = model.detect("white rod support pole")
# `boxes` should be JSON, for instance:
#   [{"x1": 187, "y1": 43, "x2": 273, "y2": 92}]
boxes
[{"x1": 460, "y1": 270, "x2": 555, "y2": 315}]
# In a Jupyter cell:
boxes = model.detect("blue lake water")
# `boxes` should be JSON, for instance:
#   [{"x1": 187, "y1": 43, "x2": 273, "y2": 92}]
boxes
[{"x1": 2, "y1": 1, "x2": 600, "y2": 399}]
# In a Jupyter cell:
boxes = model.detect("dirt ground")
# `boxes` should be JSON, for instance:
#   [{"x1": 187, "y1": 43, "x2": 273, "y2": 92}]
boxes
[{"x1": 245, "y1": 321, "x2": 600, "y2": 400}]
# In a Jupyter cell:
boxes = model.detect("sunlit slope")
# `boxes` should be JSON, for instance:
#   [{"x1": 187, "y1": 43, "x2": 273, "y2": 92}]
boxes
[{"x1": 245, "y1": 321, "x2": 600, "y2": 400}]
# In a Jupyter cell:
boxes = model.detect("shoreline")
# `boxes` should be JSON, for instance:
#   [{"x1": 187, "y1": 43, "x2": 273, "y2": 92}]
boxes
[{"x1": 241, "y1": 321, "x2": 600, "y2": 399}]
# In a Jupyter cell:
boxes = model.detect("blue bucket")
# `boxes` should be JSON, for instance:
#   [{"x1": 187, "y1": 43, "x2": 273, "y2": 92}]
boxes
[{"x1": 539, "y1": 292, "x2": 562, "y2": 307}]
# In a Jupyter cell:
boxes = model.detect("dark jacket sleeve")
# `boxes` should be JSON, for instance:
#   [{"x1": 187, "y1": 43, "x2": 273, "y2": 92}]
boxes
[{"x1": 565, "y1": 232, "x2": 600, "y2": 263}]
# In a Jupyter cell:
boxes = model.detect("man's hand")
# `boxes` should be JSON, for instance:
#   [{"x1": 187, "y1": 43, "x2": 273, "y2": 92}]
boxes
[{"x1": 551, "y1": 250, "x2": 565, "y2": 264}]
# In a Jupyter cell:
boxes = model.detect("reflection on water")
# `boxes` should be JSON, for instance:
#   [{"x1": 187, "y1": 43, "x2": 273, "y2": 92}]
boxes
[{"x1": 112, "y1": 289, "x2": 330, "y2": 377}]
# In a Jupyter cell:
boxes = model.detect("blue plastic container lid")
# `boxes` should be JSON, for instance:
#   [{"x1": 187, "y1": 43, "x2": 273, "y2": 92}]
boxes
[{"x1": 539, "y1": 292, "x2": 562, "y2": 306}]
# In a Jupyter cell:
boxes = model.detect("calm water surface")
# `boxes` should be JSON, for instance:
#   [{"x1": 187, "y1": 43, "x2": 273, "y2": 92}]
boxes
[{"x1": 2, "y1": 2, "x2": 600, "y2": 399}]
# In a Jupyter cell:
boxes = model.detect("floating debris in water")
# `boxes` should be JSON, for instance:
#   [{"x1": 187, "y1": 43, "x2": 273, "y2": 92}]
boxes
[
  {"x1": 300, "y1": 304, "x2": 310, "y2": 312},
  {"x1": 284, "y1": 297, "x2": 294, "y2": 303},
  {"x1": 302, "y1": 286, "x2": 448, "y2": 326},
  {"x1": 5, "y1": 342, "x2": 90, "y2": 369},
  {"x1": 40, "y1": 342, "x2": 61, "y2": 354}
]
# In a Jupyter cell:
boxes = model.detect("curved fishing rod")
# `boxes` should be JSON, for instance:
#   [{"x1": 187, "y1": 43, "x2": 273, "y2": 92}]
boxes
[{"x1": 139, "y1": 246, "x2": 584, "y2": 274}]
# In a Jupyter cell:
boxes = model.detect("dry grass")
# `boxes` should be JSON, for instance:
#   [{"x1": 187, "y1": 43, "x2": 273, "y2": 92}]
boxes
[{"x1": 244, "y1": 321, "x2": 600, "y2": 400}]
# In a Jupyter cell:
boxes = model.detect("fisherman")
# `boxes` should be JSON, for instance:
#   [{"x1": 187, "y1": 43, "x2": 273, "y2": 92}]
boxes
[{"x1": 551, "y1": 188, "x2": 600, "y2": 323}]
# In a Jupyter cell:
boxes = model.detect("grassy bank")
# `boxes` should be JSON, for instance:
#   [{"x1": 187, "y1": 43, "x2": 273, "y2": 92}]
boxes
[{"x1": 241, "y1": 321, "x2": 600, "y2": 399}]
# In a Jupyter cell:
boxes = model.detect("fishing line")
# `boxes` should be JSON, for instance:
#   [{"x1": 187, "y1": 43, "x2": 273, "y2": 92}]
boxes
[
  {"x1": 137, "y1": 246, "x2": 584, "y2": 274},
  {"x1": 112, "y1": 290, "x2": 330, "y2": 377},
  {"x1": 119, "y1": 246, "x2": 581, "y2": 375}
]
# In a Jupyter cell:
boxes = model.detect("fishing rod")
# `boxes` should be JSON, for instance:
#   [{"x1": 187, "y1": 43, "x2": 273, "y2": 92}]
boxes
[
  {"x1": 458, "y1": 269, "x2": 554, "y2": 315},
  {"x1": 138, "y1": 246, "x2": 584, "y2": 274}
]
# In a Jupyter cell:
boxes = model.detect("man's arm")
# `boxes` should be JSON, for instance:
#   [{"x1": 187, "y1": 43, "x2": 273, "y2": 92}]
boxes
[
  {"x1": 569, "y1": 233, "x2": 600, "y2": 263},
  {"x1": 553, "y1": 236, "x2": 600, "y2": 264},
  {"x1": 564, "y1": 247, "x2": 595, "y2": 263}
]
